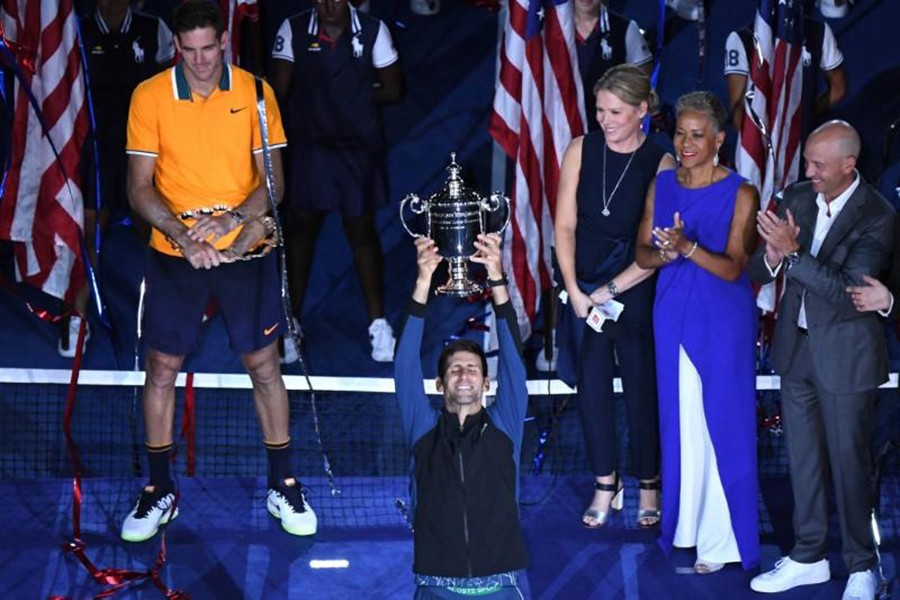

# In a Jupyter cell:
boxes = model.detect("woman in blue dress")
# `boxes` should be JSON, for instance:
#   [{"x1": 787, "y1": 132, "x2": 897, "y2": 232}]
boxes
[
  {"x1": 555, "y1": 64, "x2": 675, "y2": 529},
  {"x1": 635, "y1": 92, "x2": 761, "y2": 573}
]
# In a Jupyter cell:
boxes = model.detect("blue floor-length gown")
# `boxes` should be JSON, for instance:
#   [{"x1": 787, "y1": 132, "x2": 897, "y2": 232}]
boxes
[{"x1": 652, "y1": 169, "x2": 760, "y2": 569}]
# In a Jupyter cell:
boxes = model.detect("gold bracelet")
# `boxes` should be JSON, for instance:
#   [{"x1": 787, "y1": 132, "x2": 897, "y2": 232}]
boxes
[
  {"x1": 658, "y1": 248, "x2": 672, "y2": 263},
  {"x1": 683, "y1": 241, "x2": 699, "y2": 259}
]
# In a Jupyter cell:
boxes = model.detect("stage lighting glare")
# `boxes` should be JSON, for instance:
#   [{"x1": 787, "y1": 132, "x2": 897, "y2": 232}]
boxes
[{"x1": 309, "y1": 559, "x2": 350, "y2": 569}]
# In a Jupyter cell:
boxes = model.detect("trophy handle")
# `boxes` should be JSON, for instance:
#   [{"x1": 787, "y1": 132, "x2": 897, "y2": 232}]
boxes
[
  {"x1": 483, "y1": 193, "x2": 511, "y2": 235},
  {"x1": 399, "y1": 193, "x2": 430, "y2": 238}
]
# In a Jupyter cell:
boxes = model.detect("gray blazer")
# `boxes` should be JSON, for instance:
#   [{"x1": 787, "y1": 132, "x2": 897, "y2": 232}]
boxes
[{"x1": 748, "y1": 179, "x2": 895, "y2": 394}]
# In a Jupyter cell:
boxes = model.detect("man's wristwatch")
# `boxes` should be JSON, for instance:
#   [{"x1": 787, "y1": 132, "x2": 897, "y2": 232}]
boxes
[
  {"x1": 785, "y1": 250, "x2": 801, "y2": 270},
  {"x1": 606, "y1": 281, "x2": 619, "y2": 298},
  {"x1": 486, "y1": 273, "x2": 509, "y2": 288},
  {"x1": 228, "y1": 209, "x2": 246, "y2": 227}
]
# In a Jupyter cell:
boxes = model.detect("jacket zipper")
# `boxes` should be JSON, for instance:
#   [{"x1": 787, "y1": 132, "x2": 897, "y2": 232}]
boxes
[{"x1": 458, "y1": 449, "x2": 473, "y2": 577}]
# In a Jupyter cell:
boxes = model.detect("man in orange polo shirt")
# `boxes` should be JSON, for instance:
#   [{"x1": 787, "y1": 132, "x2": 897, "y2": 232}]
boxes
[{"x1": 120, "y1": 0, "x2": 315, "y2": 542}]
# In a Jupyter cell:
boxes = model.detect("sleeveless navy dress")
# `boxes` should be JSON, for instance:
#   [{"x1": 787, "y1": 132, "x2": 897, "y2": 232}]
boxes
[{"x1": 556, "y1": 131, "x2": 666, "y2": 480}]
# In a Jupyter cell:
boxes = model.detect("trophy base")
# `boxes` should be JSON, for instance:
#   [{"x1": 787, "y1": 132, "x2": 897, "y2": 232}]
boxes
[{"x1": 435, "y1": 278, "x2": 483, "y2": 297}]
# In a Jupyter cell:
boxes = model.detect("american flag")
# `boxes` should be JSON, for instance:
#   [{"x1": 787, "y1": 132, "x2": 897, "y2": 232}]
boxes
[
  {"x1": 735, "y1": 0, "x2": 804, "y2": 312},
  {"x1": 0, "y1": 0, "x2": 88, "y2": 304},
  {"x1": 490, "y1": 0, "x2": 585, "y2": 336},
  {"x1": 220, "y1": 0, "x2": 258, "y2": 66}
]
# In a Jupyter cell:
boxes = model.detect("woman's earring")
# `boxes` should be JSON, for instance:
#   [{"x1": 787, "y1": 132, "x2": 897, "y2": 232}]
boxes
[{"x1": 713, "y1": 145, "x2": 721, "y2": 167}]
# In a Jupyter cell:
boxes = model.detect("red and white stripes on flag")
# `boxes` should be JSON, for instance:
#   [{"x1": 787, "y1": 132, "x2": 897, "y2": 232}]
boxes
[
  {"x1": 490, "y1": 0, "x2": 585, "y2": 336},
  {"x1": 220, "y1": 0, "x2": 259, "y2": 66},
  {"x1": 0, "y1": 0, "x2": 88, "y2": 303},
  {"x1": 735, "y1": 0, "x2": 804, "y2": 313}
]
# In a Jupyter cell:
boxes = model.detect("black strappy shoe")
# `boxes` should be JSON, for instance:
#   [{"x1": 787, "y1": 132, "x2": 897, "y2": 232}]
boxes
[
  {"x1": 637, "y1": 477, "x2": 661, "y2": 528},
  {"x1": 582, "y1": 477, "x2": 623, "y2": 529}
]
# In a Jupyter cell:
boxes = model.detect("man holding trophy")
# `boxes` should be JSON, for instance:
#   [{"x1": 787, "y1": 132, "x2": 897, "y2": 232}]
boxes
[{"x1": 394, "y1": 227, "x2": 529, "y2": 597}]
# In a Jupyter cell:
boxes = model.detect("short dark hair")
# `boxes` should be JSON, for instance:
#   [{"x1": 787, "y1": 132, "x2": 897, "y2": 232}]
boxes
[
  {"x1": 173, "y1": 0, "x2": 223, "y2": 38},
  {"x1": 437, "y1": 339, "x2": 488, "y2": 381},
  {"x1": 675, "y1": 91, "x2": 728, "y2": 134}
]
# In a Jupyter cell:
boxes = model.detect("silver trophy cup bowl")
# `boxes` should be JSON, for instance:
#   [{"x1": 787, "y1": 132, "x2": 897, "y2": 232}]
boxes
[{"x1": 400, "y1": 153, "x2": 511, "y2": 296}]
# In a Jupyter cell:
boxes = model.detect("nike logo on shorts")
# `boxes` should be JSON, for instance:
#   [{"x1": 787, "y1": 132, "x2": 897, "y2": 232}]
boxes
[
  {"x1": 264, "y1": 323, "x2": 279, "y2": 336},
  {"x1": 230, "y1": 107, "x2": 247, "y2": 114}
]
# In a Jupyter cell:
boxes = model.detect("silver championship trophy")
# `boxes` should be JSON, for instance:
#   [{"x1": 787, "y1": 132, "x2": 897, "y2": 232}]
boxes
[{"x1": 400, "y1": 153, "x2": 511, "y2": 296}]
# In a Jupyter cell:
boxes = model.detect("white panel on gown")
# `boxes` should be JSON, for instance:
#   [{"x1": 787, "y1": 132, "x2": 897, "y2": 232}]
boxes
[{"x1": 672, "y1": 345, "x2": 741, "y2": 564}]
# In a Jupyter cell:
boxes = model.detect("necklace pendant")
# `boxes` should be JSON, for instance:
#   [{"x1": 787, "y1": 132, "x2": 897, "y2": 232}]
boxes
[{"x1": 601, "y1": 208, "x2": 611, "y2": 217}]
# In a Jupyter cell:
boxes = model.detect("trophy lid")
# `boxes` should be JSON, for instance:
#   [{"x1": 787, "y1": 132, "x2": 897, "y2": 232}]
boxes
[{"x1": 444, "y1": 152, "x2": 470, "y2": 200}]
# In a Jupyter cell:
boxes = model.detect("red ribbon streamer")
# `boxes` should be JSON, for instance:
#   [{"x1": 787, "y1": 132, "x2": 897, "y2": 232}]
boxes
[
  {"x1": 0, "y1": 271, "x2": 70, "y2": 324},
  {"x1": 58, "y1": 317, "x2": 188, "y2": 598},
  {"x1": 181, "y1": 374, "x2": 197, "y2": 477}
]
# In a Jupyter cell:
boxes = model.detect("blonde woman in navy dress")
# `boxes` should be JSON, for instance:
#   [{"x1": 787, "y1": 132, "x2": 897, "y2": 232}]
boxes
[{"x1": 555, "y1": 64, "x2": 675, "y2": 529}]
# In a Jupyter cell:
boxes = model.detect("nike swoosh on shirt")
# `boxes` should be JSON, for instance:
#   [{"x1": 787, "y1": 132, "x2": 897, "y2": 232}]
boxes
[
  {"x1": 264, "y1": 323, "x2": 279, "y2": 336},
  {"x1": 230, "y1": 107, "x2": 247, "y2": 114}
]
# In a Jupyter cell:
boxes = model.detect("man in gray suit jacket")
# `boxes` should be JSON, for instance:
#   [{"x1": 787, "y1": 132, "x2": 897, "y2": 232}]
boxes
[{"x1": 748, "y1": 121, "x2": 894, "y2": 600}]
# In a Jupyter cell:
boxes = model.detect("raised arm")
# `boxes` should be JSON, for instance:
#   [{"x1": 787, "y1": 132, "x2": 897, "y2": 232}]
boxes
[
  {"x1": 472, "y1": 233, "x2": 527, "y2": 450},
  {"x1": 394, "y1": 237, "x2": 443, "y2": 448}
]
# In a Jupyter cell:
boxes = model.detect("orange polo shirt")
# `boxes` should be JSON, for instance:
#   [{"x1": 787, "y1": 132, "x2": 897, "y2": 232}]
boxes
[{"x1": 126, "y1": 62, "x2": 287, "y2": 256}]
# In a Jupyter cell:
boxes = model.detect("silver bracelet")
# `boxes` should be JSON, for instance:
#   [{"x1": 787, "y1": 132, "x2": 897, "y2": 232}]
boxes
[{"x1": 683, "y1": 241, "x2": 699, "y2": 259}]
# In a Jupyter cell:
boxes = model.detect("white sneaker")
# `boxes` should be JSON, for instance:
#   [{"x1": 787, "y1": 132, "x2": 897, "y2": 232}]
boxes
[
  {"x1": 535, "y1": 345, "x2": 558, "y2": 372},
  {"x1": 842, "y1": 569, "x2": 881, "y2": 600},
  {"x1": 750, "y1": 557, "x2": 831, "y2": 593},
  {"x1": 58, "y1": 315, "x2": 90, "y2": 358},
  {"x1": 280, "y1": 318, "x2": 301, "y2": 365},
  {"x1": 818, "y1": 0, "x2": 849, "y2": 19},
  {"x1": 369, "y1": 318, "x2": 395, "y2": 362},
  {"x1": 267, "y1": 480, "x2": 317, "y2": 536},
  {"x1": 121, "y1": 485, "x2": 178, "y2": 542},
  {"x1": 410, "y1": 0, "x2": 440, "y2": 15}
]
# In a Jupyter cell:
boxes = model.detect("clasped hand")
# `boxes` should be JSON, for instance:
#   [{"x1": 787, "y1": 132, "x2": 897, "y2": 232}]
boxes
[
  {"x1": 652, "y1": 212, "x2": 688, "y2": 262},
  {"x1": 180, "y1": 215, "x2": 264, "y2": 270},
  {"x1": 186, "y1": 213, "x2": 238, "y2": 244}
]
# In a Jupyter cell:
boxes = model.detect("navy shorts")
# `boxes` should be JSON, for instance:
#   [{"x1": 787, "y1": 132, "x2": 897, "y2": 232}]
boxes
[
  {"x1": 287, "y1": 144, "x2": 388, "y2": 217},
  {"x1": 143, "y1": 249, "x2": 284, "y2": 356}
]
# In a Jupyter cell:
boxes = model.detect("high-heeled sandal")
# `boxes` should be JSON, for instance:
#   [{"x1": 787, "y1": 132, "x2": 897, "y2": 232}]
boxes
[
  {"x1": 636, "y1": 478, "x2": 661, "y2": 528},
  {"x1": 582, "y1": 478, "x2": 623, "y2": 529},
  {"x1": 694, "y1": 559, "x2": 725, "y2": 574}
]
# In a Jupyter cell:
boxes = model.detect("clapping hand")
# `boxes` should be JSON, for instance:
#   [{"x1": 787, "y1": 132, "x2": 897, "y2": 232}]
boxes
[
  {"x1": 652, "y1": 212, "x2": 688, "y2": 261},
  {"x1": 757, "y1": 208, "x2": 800, "y2": 266}
]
